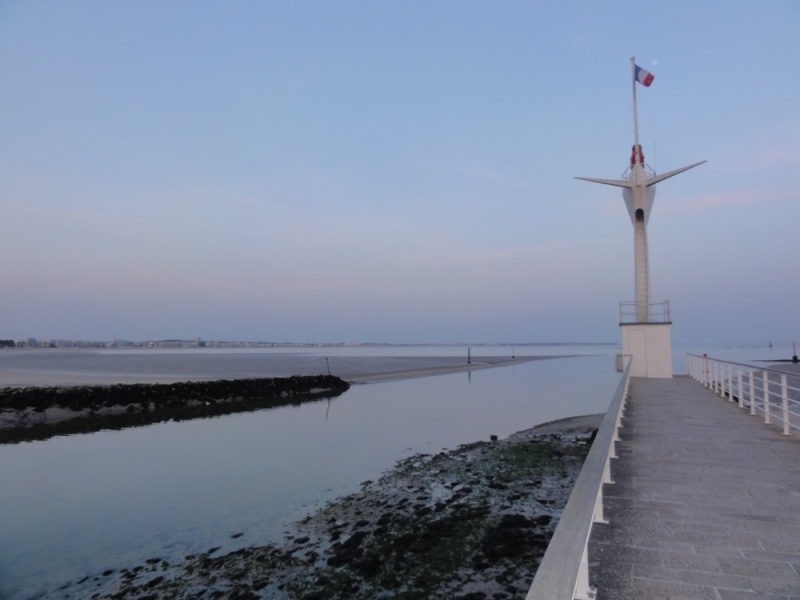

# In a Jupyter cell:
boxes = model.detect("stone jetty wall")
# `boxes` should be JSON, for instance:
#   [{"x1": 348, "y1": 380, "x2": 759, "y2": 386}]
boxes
[{"x1": 0, "y1": 375, "x2": 350, "y2": 444}]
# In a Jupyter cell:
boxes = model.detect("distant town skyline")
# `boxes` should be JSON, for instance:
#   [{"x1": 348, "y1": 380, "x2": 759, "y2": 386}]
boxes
[
  {"x1": 0, "y1": 2, "x2": 798, "y2": 347},
  {"x1": 8, "y1": 337, "x2": 617, "y2": 349}
]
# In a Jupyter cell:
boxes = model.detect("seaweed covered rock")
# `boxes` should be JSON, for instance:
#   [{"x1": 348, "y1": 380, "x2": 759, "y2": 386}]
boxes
[{"x1": 63, "y1": 422, "x2": 598, "y2": 599}]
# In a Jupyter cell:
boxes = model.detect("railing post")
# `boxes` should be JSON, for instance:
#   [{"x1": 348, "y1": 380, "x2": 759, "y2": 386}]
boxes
[
  {"x1": 719, "y1": 362, "x2": 726, "y2": 397},
  {"x1": 708, "y1": 360, "x2": 714, "y2": 391},
  {"x1": 592, "y1": 484, "x2": 608, "y2": 524},
  {"x1": 729, "y1": 364, "x2": 735, "y2": 401},
  {"x1": 710, "y1": 361, "x2": 717, "y2": 394},
  {"x1": 781, "y1": 374, "x2": 790, "y2": 436},
  {"x1": 574, "y1": 541, "x2": 597, "y2": 600},
  {"x1": 763, "y1": 370, "x2": 771, "y2": 424},
  {"x1": 720, "y1": 364, "x2": 731, "y2": 398},
  {"x1": 736, "y1": 366, "x2": 743, "y2": 407},
  {"x1": 749, "y1": 368, "x2": 756, "y2": 415},
  {"x1": 603, "y1": 456, "x2": 615, "y2": 482}
]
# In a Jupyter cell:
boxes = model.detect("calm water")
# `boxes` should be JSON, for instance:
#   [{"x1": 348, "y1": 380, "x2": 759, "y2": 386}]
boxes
[{"x1": 0, "y1": 344, "x2": 786, "y2": 598}]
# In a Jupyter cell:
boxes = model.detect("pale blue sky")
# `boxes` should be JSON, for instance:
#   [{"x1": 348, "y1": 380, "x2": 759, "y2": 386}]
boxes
[{"x1": 0, "y1": 1, "x2": 797, "y2": 345}]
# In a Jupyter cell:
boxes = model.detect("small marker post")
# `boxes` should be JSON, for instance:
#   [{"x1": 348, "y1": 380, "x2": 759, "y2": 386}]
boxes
[
  {"x1": 467, "y1": 347, "x2": 471, "y2": 365},
  {"x1": 325, "y1": 357, "x2": 331, "y2": 375}
]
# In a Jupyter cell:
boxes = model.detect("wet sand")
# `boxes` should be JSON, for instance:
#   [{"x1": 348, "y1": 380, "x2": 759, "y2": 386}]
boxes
[
  {"x1": 340, "y1": 355, "x2": 549, "y2": 383},
  {"x1": 0, "y1": 352, "x2": 554, "y2": 387}
]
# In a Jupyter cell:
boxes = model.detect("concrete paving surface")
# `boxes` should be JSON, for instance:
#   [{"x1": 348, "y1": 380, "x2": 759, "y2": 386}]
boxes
[{"x1": 589, "y1": 375, "x2": 800, "y2": 599}]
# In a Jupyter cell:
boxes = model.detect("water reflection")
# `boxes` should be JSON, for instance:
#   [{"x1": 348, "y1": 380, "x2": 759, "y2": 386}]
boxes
[{"x1": 0, "y1": 354, "x2": 619, "y2": 599}]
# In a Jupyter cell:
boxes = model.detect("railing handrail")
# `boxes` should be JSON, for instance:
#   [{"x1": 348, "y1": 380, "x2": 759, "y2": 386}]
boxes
[
  {"x1": 686, "y1": 352, "x2": 800, "y2": 378},
  {"x1": 687, "y1": 353, "x2": 800, "y2": 438},
  {"x1": 526, "y1": 358, "x2": 632, "y2": 599}
]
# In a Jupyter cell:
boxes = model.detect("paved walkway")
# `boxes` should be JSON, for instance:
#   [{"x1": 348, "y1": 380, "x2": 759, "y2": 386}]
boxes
[{"x1": 589, "y1": 375, "x2": 800, "y2": 599}]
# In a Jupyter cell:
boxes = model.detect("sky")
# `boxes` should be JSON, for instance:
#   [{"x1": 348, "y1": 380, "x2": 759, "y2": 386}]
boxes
[{"x1": 0, "y1": 1, "x2": 798, "y2": 346}]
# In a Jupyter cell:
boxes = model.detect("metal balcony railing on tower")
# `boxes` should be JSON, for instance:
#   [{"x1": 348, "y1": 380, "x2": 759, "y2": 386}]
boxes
[
  {"x1": 621, "y1": 163, "x2": 656, "y2": 181},
  {"x1": 618, "y1": 300, "x2": 671, "y2": 324}
]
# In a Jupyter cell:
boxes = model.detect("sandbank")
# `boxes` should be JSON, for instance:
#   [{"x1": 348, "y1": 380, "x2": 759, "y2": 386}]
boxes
[{"x1": 0, "y1": 354, "x2": 561, "y2": 388}]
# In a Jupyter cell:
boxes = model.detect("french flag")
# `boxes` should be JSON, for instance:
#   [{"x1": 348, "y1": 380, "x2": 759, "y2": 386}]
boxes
[{"x1": 635, "y1": 64, "x2": 655, "y2": 87}]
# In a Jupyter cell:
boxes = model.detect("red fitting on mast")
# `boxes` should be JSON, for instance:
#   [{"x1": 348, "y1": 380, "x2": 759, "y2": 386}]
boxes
[{"x1": 630, "y1": 144, "x2": 645, "y2": 166}]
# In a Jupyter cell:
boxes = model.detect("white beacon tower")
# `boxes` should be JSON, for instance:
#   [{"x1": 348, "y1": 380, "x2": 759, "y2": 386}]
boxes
[{"x1": 576, "y1": 58, "x2": 706, "y2": 378}]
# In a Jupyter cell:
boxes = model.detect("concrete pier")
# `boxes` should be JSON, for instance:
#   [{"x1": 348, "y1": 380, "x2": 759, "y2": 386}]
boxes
[{"x1": 589, "y1": 376, "x2": 800, "y2": 599}]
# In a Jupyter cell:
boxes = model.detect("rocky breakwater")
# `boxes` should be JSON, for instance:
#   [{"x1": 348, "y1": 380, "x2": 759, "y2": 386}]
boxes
[
  {"x1": 59, "y1": 415, "x2": 600, "y2": 600},
  {"x1": 0, "y1": 375, "x2": 350, "y2": 444}
]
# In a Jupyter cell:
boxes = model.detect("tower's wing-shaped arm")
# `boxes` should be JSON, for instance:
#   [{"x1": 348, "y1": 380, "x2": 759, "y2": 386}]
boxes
[
  {"x1": 646, "y1": 160, "x2": 707, "y2": 187},
  {"x1": 574, "y1": 176, "x2": 632, "y2": 189}
]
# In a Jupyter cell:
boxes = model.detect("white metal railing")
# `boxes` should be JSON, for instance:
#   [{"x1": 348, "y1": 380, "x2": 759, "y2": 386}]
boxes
[
  {"x1": 621, "y1": 163, "x2": 656, "y2": 180},
  {"x1": 686, "y1": 353, "x2": 800, "y2": 437},
  {"x1": 619, "y1": 300, "x2": 671, "y2": 324},
  {"x1": 526, "y1": 358, "x2": 632, "y2": 600}
]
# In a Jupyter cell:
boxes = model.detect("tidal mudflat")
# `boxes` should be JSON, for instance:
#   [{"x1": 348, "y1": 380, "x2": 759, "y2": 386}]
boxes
[{"x1": 56, "y1": 414, "x2": 600, "y2": 600}]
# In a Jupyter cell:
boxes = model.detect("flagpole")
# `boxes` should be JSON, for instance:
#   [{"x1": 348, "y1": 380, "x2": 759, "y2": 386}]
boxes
[{"x1": 631, "y1": 56, "x2": 639, "y2": 154}]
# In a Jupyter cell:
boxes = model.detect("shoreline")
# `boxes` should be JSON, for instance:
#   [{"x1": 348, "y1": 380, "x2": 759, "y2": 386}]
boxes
[{"x1": 53, "y1": 413, "x2": 602, "y2": 599}]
